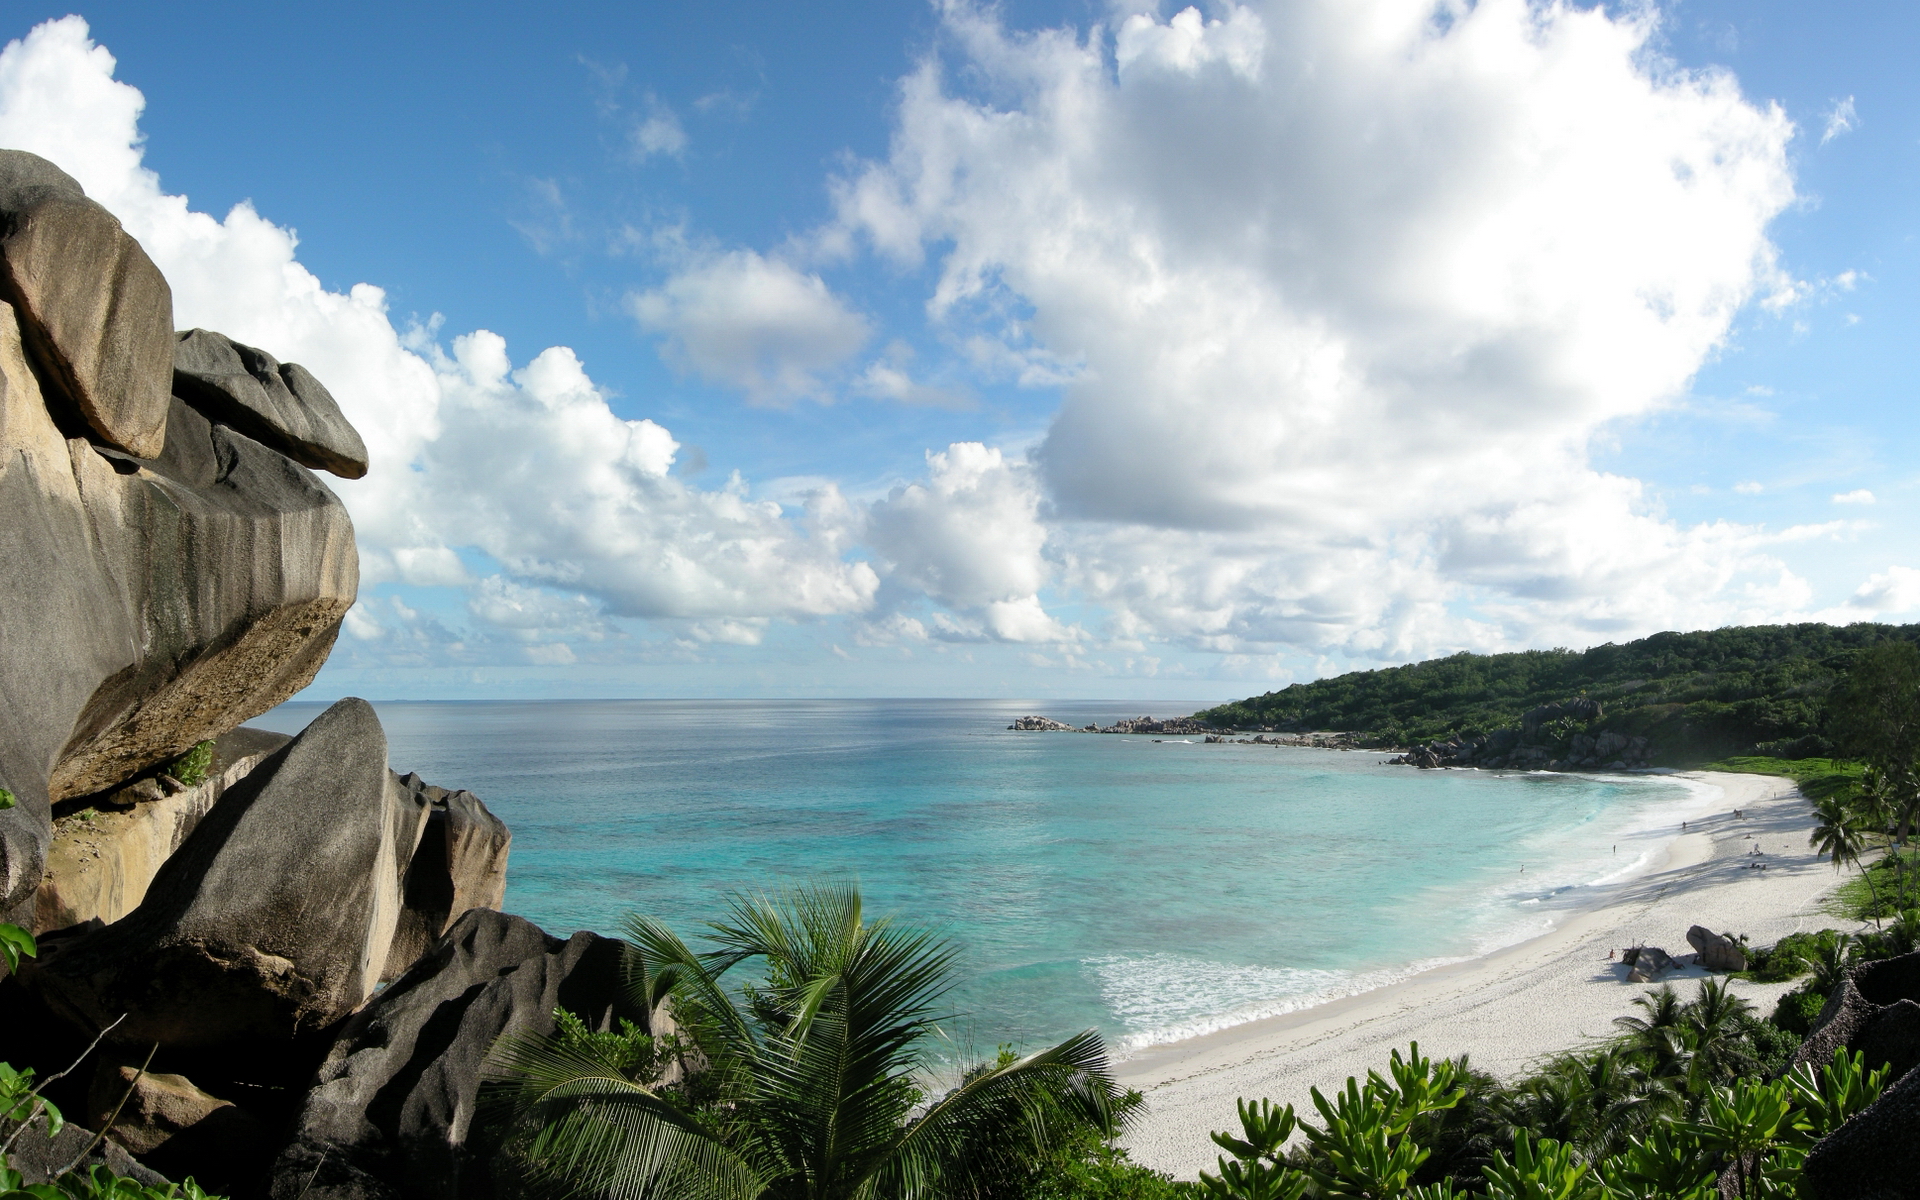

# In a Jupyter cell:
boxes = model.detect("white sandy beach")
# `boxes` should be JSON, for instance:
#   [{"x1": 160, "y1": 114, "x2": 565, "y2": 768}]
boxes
[{"x1": 1118, "y1": 771, "x2": 1848, "y2": 1178}]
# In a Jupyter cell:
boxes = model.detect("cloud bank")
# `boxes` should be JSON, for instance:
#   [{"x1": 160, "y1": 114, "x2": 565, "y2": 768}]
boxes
[
  {"x1": 0, "y1": 16, "x2": 876, "y2": 666},
  {"x1": 827, "y1": 0, "x2": 1877, "y2": 657},
  {"x1": 2, "y1": 6, "x2": 1911, "y2": 682}
]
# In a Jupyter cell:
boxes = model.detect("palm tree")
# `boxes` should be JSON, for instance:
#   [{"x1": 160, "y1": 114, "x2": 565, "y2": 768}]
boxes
[
  {"x1": 1678, "y1": 979, "x2": 1757, "y2": 1090},
  {"x1": 1576, "y1": 1045, "x2": 1680, "y2": 1160},
  {"x1": 1613, "y1": 985, "x2": 1692, "y2": 1085},
  {"x1": 1805, "y1": 933, "x2": 1856, "y2": 999},
  {"x1": 1857, "y1": 764, "x2": 1919, "y2": 910},
  {"x1": 1810, "y1": 794, "x2": 1883, "y2": 926},
  {"x1": 491, "y1": 881, "x2": 1123, "y2": 1200}
]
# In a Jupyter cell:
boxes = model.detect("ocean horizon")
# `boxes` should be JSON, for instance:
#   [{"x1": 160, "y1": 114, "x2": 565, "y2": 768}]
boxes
[{"x1": 258, "y1": 697, "x2": 1718, "y2": 1061}]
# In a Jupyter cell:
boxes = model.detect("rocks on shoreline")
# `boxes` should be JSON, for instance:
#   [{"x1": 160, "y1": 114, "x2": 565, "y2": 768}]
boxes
[
  {"x1": 1008, "y1": 715, "x2": 1219, "y2": 735},
  {"x1": 0, "y1": 149, "x2": 570, "y2": 1200},
  {"x1": 1386, "y1": 699, "x2": 1654, "y2": 773}
]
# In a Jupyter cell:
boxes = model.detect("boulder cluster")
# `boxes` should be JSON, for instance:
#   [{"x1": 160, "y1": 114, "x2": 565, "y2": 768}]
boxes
[
  {"x1": 0, "y1": 151, "x2": 642, "y2": 1199},
  {"x1": 1203, "y1": 732, "x2": 1359, "y2": 748},
  {"x1": 1389, "y1": 699, "x2": 1653, "y2": 771},
  {"x1": 1008, "y1": 715, "x2": 1218, "y2": 735}
]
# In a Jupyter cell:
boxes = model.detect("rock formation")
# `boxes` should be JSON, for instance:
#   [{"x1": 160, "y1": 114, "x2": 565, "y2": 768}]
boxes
[
  {"x1": 24, "y1": 700, "x2": 432, "y2": 1048},
  {"x1": 0, "y1": 148, "x2": 549, "y2": 1197},
  {"x1": 1685, "y1": 925, "x2": 1748, "y2": 973},
  {"x1": 1008, "y1": 715, "x2": 1077, "y2": 731},
  {"x1": 381, "y1": 772, "x2": 512, "y2": 982},
  {"x1": 173, "y1": 330, "x2": 368, "y2": 479},
  {"x1": 1385, "y1": 700, "x2": 1653, "y2": 772},
  {"x1": 0, "y1": 150, "x2": 173, "y2": 459},
  {"x1": 1792, "y1": 948, "x2": 1920, "y2": 1198},
  {"x1": 1788, "y1": 948, "x2": 1920, "y2": 1087},
  {"x1": 0, "y1": 151, "x2": 358, "y2": 912},
  {"x1": 271, "y1": 909, "x2": 640, "y2": 1200},
  {"x1": 34, "y1": 727, "x2": 289, "y2": 931},
  {"x1": 1622, "y1": 945, "x2": 1679, "y2": 983}
]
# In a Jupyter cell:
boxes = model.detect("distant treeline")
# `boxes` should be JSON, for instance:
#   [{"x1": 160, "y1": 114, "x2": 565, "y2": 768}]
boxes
[{"x1": 1196, "y1": 623, "x2": 1920, "y2": 764}]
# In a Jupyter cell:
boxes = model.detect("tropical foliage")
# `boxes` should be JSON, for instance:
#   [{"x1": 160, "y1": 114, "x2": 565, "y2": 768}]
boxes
[
  {"x1": 490, "y1": 881, "x2": 1133, "y2": 1200},
  {"x1": 1194, "y1": 622, "x2": 1920, "y2": 759},
  {"x1": 1198, "y1": 1038, "x2": 1885, "y2": 1200}
]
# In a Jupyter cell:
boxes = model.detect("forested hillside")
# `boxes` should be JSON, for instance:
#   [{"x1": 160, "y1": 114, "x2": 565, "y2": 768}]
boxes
[{"x1": 1197, "y1": 623, "x2": 1920, "y2": 763}]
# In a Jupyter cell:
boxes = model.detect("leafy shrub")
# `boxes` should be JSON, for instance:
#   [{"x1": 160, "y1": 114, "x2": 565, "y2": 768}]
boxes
[
  {"x1": 1771, "y1": 988, "x2": 1827, "y2": 1037},
  {"x1": 1197, "y1": 1042, "x2": 1886, "y2": 1200},
  {"x1": 162, "y1": 741, "x2": 214, "y2": 788},
  {"x1": 1737, "y1": 1015, "x2": 1799, "y2": 1077},
  {"x1": 546, "y1": 1007, "x2": 679, "y2": 1083},
  {"x1": 0, "y1": 1162, "x2": 221, "y2": 1198}
]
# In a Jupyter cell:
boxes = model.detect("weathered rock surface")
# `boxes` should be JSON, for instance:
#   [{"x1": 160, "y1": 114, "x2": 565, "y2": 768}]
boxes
[
  {"x1": 1791, "y1": 948, "x2": 1920, "y2": 1086},
  {"x1": 1624, "y1": 945, "x2": 1679, "y2": 983},
  {"x1": 24, "y1": 699, "x2": 429, "y2": 1048},
  {"x1": 0, "y1": 295, "x2": 356, "y2": 911},
  {"x1": 3, "y1": 1111, "x2": 169, "y2": 1187},
  {"x1": 1009, "y1": 715, "x2": 1077, "y2": 731},
  {"x1": 174, "y1": 329, "x2": 368, "y2": 479},
  {"x1": 1801, "y1": 1055, "x2": 1920, "y2": 1200},
  {"x1": 271, "y1": 908, "x2": 635, "y2": 1200},
  {"x1": 1686, "y1": 925, "x2": 1748, "y2": 973},
  {"x1": 33, "y1": 727, "x2": 291, "y2": 933},
  {"x1": 86, "y1": 1064, "x2": 242, "y2": 1156},
  {"x1": 381, "y1": 771, "x2": 512, "y2": 982},
  {"x1": 0, "y1": 151, "x2": 172, "y2": 459}
]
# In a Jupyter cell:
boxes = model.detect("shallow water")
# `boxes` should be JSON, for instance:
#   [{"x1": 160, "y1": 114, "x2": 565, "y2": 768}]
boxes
[{"x1": 257, "y1": 698, "x2": 1712, "y2": 1058}]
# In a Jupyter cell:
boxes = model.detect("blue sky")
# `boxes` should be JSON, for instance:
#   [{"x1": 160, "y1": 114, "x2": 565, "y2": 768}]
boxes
[{"x1": 3, "y1": 2, "x2": 1916, "y2": 702}]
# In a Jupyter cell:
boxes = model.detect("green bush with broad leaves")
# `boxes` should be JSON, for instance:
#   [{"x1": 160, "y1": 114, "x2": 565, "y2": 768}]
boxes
[{"x1": 1197, "y1": 1045, "x2": 1885, "y2": 1200}]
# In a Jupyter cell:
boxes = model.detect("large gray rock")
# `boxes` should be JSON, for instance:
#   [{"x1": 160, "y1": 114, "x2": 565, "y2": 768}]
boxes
[
  {"x1": 271, "y1": 908, "x2": 635, "y2": 1200},
  {"x1": 3, "y1": 1111, "x2": 170, "y2": 1188},
  {"x1": 1686, "y1": 925, "x2": 1748, "y2": 972},
  {"x1": 174, "y1": 329, "x2": 369, "y2": 479},
  {"x1": 1624, "y1": 945, "x2": 1679, "y2": 983},
  {"x1": 0, "y1": 297, "x2": 356, "y2": 911},
  {"x1": 381, "y1": 772, "x2": 511, "y2": 982},
  {"x1": 0, "y1": 150, "x2": 171, "y2": 458},
  {"x1": 24, "y1": 699, "x2": 430, "y2": 1048}
]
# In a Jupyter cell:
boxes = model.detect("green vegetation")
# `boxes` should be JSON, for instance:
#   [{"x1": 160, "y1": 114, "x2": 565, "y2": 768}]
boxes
[
  {"x1": 1196, "y1": 988, "x2": 1884, "y2": 1200},
  {"x1": 0, "y1": 799, "x2": 36, "y2": 969},
  {"x1": 0, "y1": 1163, "x2": 221, "y2": 1198},
  {"x1": 485, "y1": 876, "x2": 1920, "y2": 1200},
  {"x1": 1196, "y1": 622, "x2": 1919, "y2": 761},
  {"x1": 161, "y1": 741, "x2": 214, "y2": 788},
  {"x1": 490, "y1": 880, "x2": 1132, "y2": 1199},
  {"x1": 1697, "y1": 758, "x2": 1862, "y2": 805}
]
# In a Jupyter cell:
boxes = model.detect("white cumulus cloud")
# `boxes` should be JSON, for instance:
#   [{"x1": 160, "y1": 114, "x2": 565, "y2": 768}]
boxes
[
  {"x1": 830, "y1": 0, "x2": 1808, "y2": 657},
  {"x1": 628, "y1": 248, "x2": 871, "y2": 404},
  {"x1": 0, "y1": 16, "x2": 878, "y2": 655}
]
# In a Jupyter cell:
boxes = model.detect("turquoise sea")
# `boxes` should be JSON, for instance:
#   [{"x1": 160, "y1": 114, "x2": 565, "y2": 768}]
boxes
[{"x1": 257, "y1": 699, "x2": 1716, "y2": 1060}]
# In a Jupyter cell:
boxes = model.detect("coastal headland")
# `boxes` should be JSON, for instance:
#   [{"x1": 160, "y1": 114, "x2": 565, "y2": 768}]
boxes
[{"x1": 1116, "y1": 770, "x2": 1838, "y2": 1177}]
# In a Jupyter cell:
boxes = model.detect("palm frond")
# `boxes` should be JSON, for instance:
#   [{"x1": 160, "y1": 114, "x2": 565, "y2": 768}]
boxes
[
  {"x1": 489, "y1": 1034, "x2": 763, "y2": 1200},
  {"x1": 867, "y1": 1028, "x2": 1120, "y2": 1198}
]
